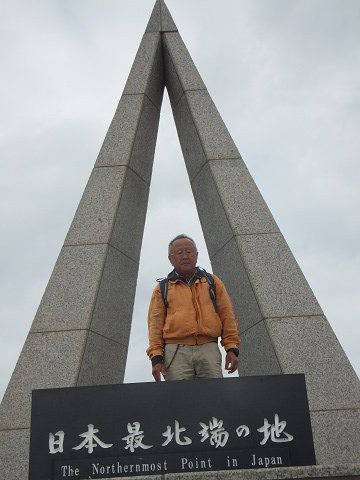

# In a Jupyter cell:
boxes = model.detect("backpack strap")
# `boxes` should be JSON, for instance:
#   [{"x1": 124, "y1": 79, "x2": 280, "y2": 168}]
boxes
[
  {"x1": 198, "y1": 267, "x2": 218, "y2": 313},
  {"x1": 156, "y1": 270, "x2": 176, "y2": 308},
  {"x1": 157, "y1": 277, "x2": 169, "y2": 308}
]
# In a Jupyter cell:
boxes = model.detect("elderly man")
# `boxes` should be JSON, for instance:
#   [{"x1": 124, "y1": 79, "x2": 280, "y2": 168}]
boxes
[{"x1": 147, "y1": 234, "x2": 240, "y2": 381}]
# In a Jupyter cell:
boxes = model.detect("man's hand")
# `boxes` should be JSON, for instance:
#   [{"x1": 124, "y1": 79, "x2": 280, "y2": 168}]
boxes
[
  {"x1": 152, "y1": 363, "x2": 166, "y2": 382},
  {"x1": 225, "y1": 351, "x2": 238, "y2": 374}
]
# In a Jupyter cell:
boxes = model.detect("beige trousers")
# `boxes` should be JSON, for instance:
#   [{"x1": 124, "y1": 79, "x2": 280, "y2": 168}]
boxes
[{"x1": 164, "y1": 343, "x2": 223, "y2": 381}]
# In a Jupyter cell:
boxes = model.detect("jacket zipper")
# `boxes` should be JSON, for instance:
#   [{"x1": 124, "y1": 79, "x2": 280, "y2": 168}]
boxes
[{"x1": 191, "y1": 281, "x2": 200, "y2": 344}]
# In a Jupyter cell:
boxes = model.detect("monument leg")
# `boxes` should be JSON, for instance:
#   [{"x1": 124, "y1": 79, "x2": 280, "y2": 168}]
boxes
[{"x1": 0, "y1": 27, "x2": 164, "y2": 480}]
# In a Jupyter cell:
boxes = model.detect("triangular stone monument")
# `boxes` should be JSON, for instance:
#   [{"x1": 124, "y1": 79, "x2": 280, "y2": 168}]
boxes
[{"x1": 1, "y1": 1, "x2": 359, "y2": 479}]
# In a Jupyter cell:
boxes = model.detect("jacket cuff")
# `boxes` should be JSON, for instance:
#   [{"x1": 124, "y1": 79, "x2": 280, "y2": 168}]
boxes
[
  {"x1": 226, "y1": 348, "x2": 239, "y2": 357},
  {"x1": 151, "y1": 355, "x2": 164, "y2": 366}
]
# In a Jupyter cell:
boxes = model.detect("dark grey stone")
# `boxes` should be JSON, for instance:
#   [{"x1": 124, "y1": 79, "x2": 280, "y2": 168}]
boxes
[
  {"x1": 186, "y1": 90, "x2": 240, "y2": 160},
  {"x1": 164, "y1": 37, "x2": 184, "y2": 108},
  {"x1": 65, "y1": 166, "x2": 127, "y2": 246},
  {"x1": 30, "y1": 245, "x2": 108, "y2": 333},
  {"x1": 127, "y1": 95, "x2": 162, "y2": 185},
  {"x1": 190, "y1": 163, "x2": 233, "y2": 256},
  {"x1": 160, "y1": 0, "x2": 177, "y2": 32},
  {"x1": 164, "y1": 32, "x2": 206, "y2": 92},
  {"x1": 123, "y1": 32, "x2": 164, "y2": 109},
  {"x1": 145, "y1": 0, "x2": 161, "y2": 33},
  {"x1": 0, "y1": 430, "x2": 30, "y2": 480},
  {"x1": 91, "y1": 464, "x2": 360, "y2": 480},
  {"x1": 95, "y1": 94, "x2": 145, "y2": 167},
  {"x1": 172, "y1": 93, "x2": 208, "y2": 180},
  {"x1": 110, "y1": 169, "x2": 150, "y2": 261},
  {"x1": 267, "y1": 315, "x2": 360, "y2": 411},
  {"x1": 90, "y1": 246, "x2": 139, "y2": 345},
  {"x1": 0, "y1": 330, "x2": 87, "y2": 429},
  {"x1": 146, "y1": 34, "x2": 164, "y2": 110},
  {"x1": 209, "y1": 159, "x2": 279, "y2": 235},
  {"x1": 210, "y1": 236, "x2": 263, "y2": 332},
  {"x1": 163, "y1": 464, "x2": 360, "y2": 480},
  {"x1": 77, "y1": 332, "x2": 128, "y2": 386},
  {"x1": 145, "y1": 0, "x2": 177, "y2": 33},
  {"x1": 94, "y1": 96, "x2": 160, "y2": 185},
  {"x1": 237, "y1": 321, "x2": 282, "y2": 376},
  {"x1": 235, "y1": 233, "x2": 324, "y2": 318},
  {"x1": 311, "y1": 409, "x2": 360, "y2": 465}
]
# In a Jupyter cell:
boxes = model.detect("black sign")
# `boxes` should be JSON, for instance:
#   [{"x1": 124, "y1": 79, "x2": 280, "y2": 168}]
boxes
[{"x1": 29, "y1": 375, "x2": 316, "y2": 479}]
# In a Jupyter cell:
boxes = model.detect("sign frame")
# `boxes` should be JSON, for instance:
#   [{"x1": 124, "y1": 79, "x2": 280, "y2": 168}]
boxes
[{"x1": 29, "y1": 374, "x2": 316, "y2": 479}]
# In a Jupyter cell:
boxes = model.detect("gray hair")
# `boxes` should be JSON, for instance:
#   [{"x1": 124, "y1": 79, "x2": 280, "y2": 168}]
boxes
[{"x1": 168, "y1": 234, "x2": 197, "y2": 256}]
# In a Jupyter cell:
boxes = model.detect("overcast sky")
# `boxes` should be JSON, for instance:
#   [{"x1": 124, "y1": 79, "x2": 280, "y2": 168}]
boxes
[{"x1": 1, "y1": 0, "x2": 359, "y2": 399}]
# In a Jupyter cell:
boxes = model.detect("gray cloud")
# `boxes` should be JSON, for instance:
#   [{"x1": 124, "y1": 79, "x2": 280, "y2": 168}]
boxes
[{"x1": 1, "y1": 0, "x2": 359, "y2": 397}]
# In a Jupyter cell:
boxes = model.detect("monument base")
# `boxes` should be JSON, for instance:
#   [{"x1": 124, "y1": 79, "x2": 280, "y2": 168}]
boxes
[
  {"x1": 29, "y1": 376, "x2": 317, "y2": 479},
  {"x1": 98, "y1": 464, "x2": 360, "y2": 480}
]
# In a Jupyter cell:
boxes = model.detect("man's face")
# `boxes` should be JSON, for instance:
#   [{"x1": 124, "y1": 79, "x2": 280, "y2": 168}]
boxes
[{"x1": 168, "y1": 238, "x2": 198, "y2": 278}]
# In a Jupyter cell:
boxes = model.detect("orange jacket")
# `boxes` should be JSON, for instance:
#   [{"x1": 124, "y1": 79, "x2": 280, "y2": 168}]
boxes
[{"x1": 146, "y1": 273, "x2": 240, "y2": 359}]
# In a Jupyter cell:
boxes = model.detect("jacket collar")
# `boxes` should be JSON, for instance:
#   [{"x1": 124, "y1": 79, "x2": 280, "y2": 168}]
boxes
[{"x1": 168, "y1": 267, "x2": 206, "y2": 284}]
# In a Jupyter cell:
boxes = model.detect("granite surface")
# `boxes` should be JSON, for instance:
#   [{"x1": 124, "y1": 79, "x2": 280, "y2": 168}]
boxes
[
  {"x1": 310, "y1": 409, "x2": 360, "y2": 465},
  {"x1": 2, "y1": 2, "x2": 360, "y2": 480},
  {"x1": 88, "y1": 463, "x2": 360, "y2": 480},
  {"x1": 89, "y1": 245, "x2": 139, "y2": 344},
  {"x1": 237, "y1": 321, "x2": 282, "y2": 376},
  {"x1": 123, "y1": 32, "x2": 164, "y2": 109},
  {"x1": 30, "y1": 244, "x2": 107, "y2": 332},
  {"x1": 164, "y1": 32, "x2": 205, "y2": 92},
  {"x1": 0, "y1": 429, "x2": 30, "y2": 480},
  {"x1": 235, "y1": 233, "x2": 324, "y2": 318},
  {"x1": 64, "y1": 166, "x2": 127, "y2": 246},
  {"x1": 191, "y1": 163, "x2": 233, "y2": 256},
  {"x1": 209, "y1": 159, "x2": 279, "y2": 235},
  {"x1": 186, "y1": 90, "x2": 240, "y2": 161},
  {"x1": 0, "y1": 330, "x2": 87, "y2": 429},
  {"x1": 268, "y1": 315, "x2": 360, "y2": 411},
  {"x1": 145, "y1": 0, "x2": 177, "y2": 33},
  {"x1": 172, "y1": 93, "x2": 208, "y2": 181},
  {"x1": 77, "y1": 331, "x2": 128, "y2": 386},
  {"x1": 210, "y1": 236, "x2": 263, "y2": 332}
]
